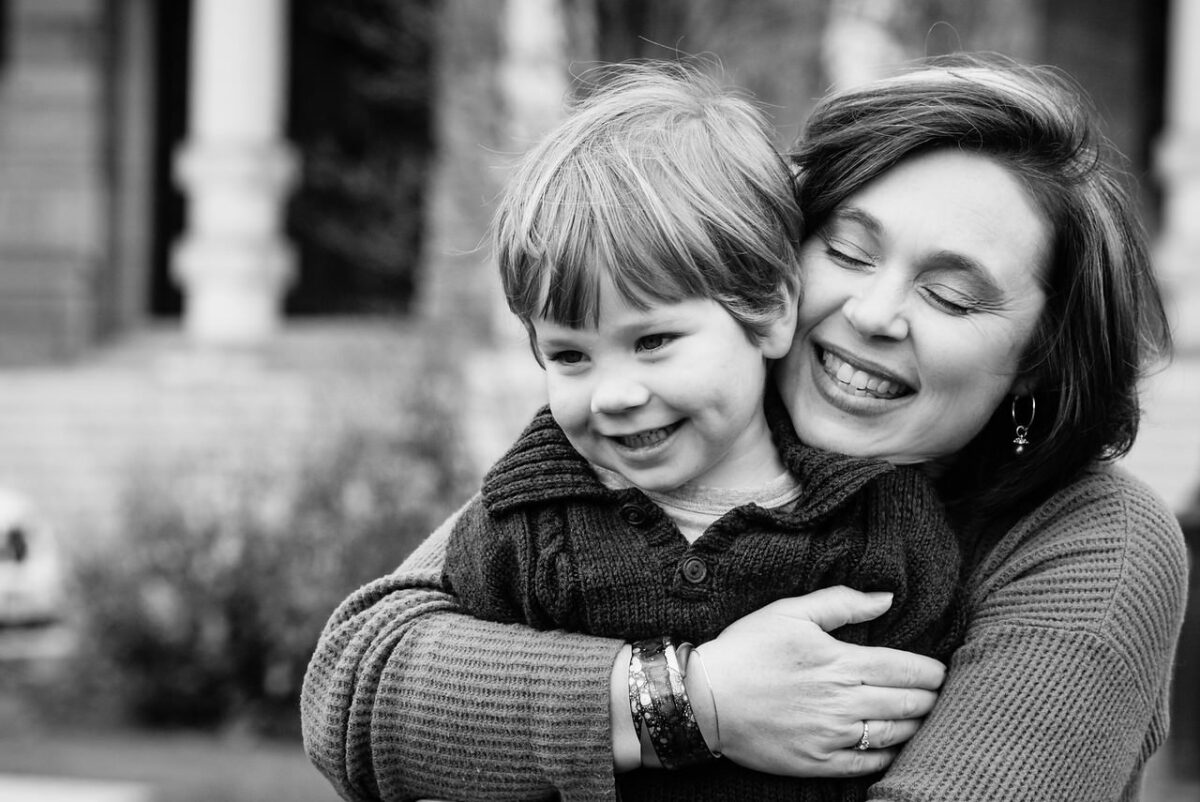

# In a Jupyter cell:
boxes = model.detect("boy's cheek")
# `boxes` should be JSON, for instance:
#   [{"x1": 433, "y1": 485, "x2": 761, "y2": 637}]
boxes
[{"x1": 545, "y1": 388, "x2": 585, "y2": 430}]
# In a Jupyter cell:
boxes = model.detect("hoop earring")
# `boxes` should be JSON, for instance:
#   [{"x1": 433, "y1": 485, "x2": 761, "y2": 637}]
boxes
[{"x1": 1011, "y1": 395, "x2": 1036, "y2": 456}]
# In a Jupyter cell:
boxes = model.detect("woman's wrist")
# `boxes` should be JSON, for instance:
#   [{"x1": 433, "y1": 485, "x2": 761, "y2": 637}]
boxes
[
  {"x1": 678, "y1": 644, "x2": 722, "y2": 757},
  {"x1": 612, "y1": 637, "x2": 723, "y2": 771},
  {"x1": 611, "y1": 644, "x2": 642, "y2": 772},
  {"x1": 628, "y1": 637, "x2": 720, "y2": 769}
]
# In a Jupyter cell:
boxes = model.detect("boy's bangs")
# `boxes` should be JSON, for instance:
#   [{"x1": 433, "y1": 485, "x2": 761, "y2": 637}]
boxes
[{"x1": 534, "y1": 164, "x2": 707, "y2": 328}]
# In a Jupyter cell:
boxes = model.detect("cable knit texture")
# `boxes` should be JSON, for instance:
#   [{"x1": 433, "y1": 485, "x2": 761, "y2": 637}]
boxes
[
  {"x1": 436, "y1": 393, "x2": 963, "y2": 801},
  {"x1": 301, "y1": 458, "x2": 1187, "y2": 802}
]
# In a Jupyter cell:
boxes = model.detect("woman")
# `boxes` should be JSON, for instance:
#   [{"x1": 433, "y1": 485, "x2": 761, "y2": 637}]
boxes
[{"x1": 301, "y1": 55, "x2": 1186, "y2": 801}]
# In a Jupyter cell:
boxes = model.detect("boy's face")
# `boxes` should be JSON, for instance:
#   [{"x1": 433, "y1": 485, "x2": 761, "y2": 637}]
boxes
[{"x1": 532, "y1": 278, "x2": 795, "y2": 493}]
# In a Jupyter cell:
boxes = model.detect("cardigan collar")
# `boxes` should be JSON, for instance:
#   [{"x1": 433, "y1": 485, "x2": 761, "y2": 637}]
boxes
[
  {"x1": 764, "y1": 386, "x2": 896, "y2": 521},
  {"x1": 480, "y1": 408, "x2": 610, "y2": 513},
  {"x1": 481, "y1": 385, "x2": 895, "y2": 519}
]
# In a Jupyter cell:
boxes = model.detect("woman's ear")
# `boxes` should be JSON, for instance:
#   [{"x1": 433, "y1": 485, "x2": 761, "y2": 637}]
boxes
[
  {"x1": 1009, "y1": 374, "x2": 1038, "y2": 397},
  {"x1": 759, "y1": 286, "x2": 800, "y2": 360}
]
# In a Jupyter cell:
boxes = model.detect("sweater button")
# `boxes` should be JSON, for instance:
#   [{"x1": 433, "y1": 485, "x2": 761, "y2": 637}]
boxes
[
  {"x1": 681, "y1": 556, "x2": 708, "y2": 583},
  {"x1": 620, "y1": 503, "x2": 649, "y2": 526}
]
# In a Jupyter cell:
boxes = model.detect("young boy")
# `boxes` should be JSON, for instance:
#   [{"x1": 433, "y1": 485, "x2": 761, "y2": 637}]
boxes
[{"x1": 443, "y1": 63, "x2": 961, "y2": 783}]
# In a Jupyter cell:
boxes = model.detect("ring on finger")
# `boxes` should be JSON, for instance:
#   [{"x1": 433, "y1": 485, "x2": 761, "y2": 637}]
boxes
[{"x1": 855, "y1": 720, "x2": 870, "y2": 751}]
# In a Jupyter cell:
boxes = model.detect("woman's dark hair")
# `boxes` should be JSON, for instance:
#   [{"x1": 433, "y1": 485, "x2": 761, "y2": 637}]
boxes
[{"x1": 789, "y1": 54, "x2": 1173, "y2": 516}]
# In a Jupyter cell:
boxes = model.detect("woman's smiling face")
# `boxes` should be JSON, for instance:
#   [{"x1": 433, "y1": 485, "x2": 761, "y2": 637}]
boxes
[{"x1": 777, "y1": 149, "x2": 1051, "y2": 465}]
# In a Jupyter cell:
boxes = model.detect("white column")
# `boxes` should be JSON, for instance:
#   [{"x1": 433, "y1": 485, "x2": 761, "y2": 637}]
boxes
[
  {"x1": 501, "y1": 0, "x2": 570, "y2": 150},
  {"x1": 491, "y1": 0, "x2": 571, "y2": 336},
  {"x1": 820, "y1": 0, "x2": 909, "y2": 89},
  {"x1": 171, "y1": 0, "x2": 296, "y2": 345},
  {"x1": 450, "y1": 0, "x2": 566, "y2": 474},
  {"x1": 1156, "y1": 0, "x2": 1200, "y2": 349}
]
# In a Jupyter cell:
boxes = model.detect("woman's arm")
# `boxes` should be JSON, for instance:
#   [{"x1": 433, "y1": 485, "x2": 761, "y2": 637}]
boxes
[
  {"x1": 301, "y1": 499, "x2": 626, "y2": 802},
  {"x1": 301, "y1": 504, "x2": 948, "y2": 800},
  {"x1": 869, "y1": 467, "x2": 1189, "y2": 801}
]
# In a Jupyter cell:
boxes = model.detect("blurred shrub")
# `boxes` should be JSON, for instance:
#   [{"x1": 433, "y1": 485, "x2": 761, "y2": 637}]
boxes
[{"x1": 71, "y1": 368, "x2": 474, "y2": 737}]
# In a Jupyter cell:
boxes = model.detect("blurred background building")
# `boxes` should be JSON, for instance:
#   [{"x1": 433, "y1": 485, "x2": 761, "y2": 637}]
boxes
[{"x1": 0, "y1": 0, "x2": 1195, "y2": 799}]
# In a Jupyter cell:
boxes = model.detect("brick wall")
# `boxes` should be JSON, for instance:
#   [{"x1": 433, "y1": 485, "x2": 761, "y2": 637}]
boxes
[{"x1": 0, "y1": 0, "x2": 110, "y2": 363}]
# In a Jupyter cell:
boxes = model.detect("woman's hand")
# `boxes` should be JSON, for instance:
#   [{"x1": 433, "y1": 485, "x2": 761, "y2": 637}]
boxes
[{"x1": 697, "y1": 586, "x2": 945, "y2": 777}]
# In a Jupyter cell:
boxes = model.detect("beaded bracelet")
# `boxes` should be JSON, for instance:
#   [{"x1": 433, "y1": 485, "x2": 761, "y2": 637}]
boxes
[{"x1": 628, "y1": 636, "x2": 717, "y2": 769}]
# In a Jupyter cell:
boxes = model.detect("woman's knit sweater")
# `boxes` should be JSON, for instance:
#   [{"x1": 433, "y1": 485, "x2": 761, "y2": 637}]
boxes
[{"x1": 301, "y1": 464, "x2": 1187, "y2": 802}]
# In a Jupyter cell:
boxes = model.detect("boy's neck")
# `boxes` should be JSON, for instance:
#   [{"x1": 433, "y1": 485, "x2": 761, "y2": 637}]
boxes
[
  {"x1": 592, "y1": 463, "x2": 801, "y2": 544},
  {"x1": 591, "y1": 463, "x2": 798, "y2": 504}
]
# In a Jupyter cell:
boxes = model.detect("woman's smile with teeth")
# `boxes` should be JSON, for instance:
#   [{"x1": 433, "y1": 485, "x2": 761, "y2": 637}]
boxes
[{"x1": 820, "y1": 349, "x2": 910, "y2": 399}]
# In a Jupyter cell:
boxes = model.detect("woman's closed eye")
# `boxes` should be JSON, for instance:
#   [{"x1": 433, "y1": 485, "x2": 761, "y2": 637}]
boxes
[
  {"x1": 822, "y1": 237, "x2": 876, "y2": 270},
  {"x1": 920, "y1": 285, "x2": 981, "y2": 315}
]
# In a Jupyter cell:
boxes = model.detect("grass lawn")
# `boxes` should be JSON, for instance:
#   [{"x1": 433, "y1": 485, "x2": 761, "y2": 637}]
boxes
[
  {"x1": 0, "y1": 629, "x2": 337, "y2": 801},
  {"x1": 0, "y1": 727, "x2": 339, "y2": 802}
]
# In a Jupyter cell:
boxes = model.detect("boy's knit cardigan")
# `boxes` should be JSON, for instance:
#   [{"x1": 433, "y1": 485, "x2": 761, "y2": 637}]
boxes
[{"x1": 444, "y1": 390, "x2": 965, "y2": 801}]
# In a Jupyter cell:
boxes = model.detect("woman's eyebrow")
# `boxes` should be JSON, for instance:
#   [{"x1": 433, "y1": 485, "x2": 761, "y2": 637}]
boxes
[
  {"x1": 829, "y1": 206, "x2": 882, "y2": 235},
  {"x1": 830, "y1": 206, "x2": 1007, "y2": 298},
  {"x1": 927, "y1": 250, "x2": 1005, "y2": 298}
]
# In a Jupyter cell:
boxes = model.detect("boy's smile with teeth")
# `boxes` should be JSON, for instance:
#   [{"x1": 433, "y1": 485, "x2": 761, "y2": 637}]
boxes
[{"x1": 609, "y1": 421, "x2": 684, "y2": 450}]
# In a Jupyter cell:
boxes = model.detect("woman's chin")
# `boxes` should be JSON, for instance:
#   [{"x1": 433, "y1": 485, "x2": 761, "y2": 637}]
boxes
[{"x1": 793, "y1": 421, "x2": 933, "y2": 465}]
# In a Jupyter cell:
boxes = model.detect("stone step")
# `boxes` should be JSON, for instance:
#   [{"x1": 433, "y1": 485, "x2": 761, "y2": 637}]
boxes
[{"x1": 0, "y1": 775, "x2": 152, "y2": 802}]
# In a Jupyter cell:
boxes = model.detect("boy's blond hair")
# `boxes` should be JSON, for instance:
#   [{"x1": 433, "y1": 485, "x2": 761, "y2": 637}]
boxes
[{"x1": 493, "y1": 61, "x2": 802, "y2": 355}]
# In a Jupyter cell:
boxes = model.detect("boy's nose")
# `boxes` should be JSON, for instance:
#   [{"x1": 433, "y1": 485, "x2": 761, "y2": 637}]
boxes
[
  {"x1": 590, "y1": 371, "x2": 651, "y2": 414},
  {"x1": 842, "y1": 275, "x2": 909, "y2": 340}
]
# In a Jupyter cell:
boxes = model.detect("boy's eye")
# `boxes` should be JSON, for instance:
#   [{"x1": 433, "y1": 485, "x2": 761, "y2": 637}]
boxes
[
  {"x1": 636, "y1": 334, "x2": 675, "y2": 352},
  {"x1": 547, "y1": 349, "x2": 587, "y2": 365}
]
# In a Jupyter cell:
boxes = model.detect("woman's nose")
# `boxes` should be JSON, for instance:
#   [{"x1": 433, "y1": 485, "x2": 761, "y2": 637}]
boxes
[
  {"x1": 842, "y1": 276, "x2": 909, "y2": 340},
  {"x1": 590, "y1": 369, "x2": 651, "y2": 414}
]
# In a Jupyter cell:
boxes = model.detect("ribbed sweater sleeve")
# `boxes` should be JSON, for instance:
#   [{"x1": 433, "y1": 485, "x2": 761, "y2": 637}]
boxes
[
  {"x1": 300, "y1": 497, "x2": 626, "y2": 802},
  {"x1": 869, "y1": 466, "x2": 1188, "y2": 802}
]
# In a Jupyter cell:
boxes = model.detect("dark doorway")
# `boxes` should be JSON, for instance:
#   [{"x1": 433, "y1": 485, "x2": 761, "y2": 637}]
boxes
[
  {"x1": 148, "y1": 0, "x2": 190, "y2": 317},
  {"x1": 146, "y1": 2, "x2": 449, "y2": 318},
  {"x1": 285, "y1": 0, "x2": 435, "y2": 315},
  {"x1": 1043, "y1": 0, "x2": 1169, "y2": 224}
]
